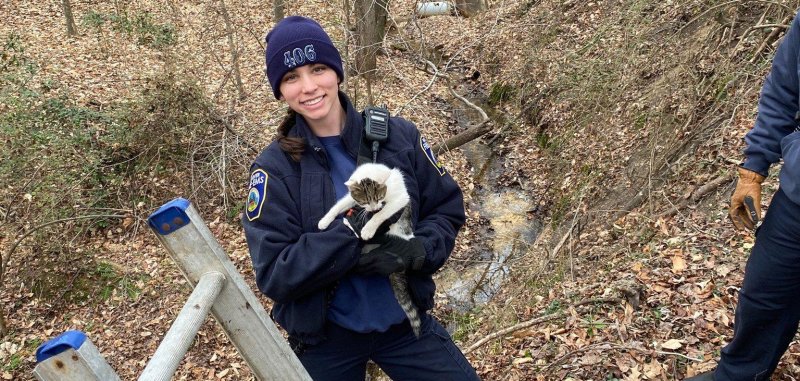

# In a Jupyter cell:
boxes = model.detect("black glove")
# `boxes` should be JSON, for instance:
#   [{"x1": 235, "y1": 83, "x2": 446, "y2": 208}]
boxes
[
  {"x1": 353, "y1": 236, "x2": 426, "y2": 276},
  {"x1": 343, "y1": 206, "x2": 401, "y2": 241}
]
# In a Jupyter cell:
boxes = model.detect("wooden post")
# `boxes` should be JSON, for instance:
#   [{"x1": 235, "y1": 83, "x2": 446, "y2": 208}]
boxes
[
  {"x1": 33, "y1": 332, "x2": 120, "y2": 381},
  {"x1": 146, "y1": 198, "x2": 311, "y2": 381}
]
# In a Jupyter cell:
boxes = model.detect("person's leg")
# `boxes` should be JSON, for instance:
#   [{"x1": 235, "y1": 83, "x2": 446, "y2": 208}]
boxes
[
  {"x1": 296, "y1": 322, "x2": 371, "y2": 381},
  {"x1": 716, "y1": 189, "x2": 800, "y2": 380},
  {"x1": 371, "y1": 314, "x2": 481, "y2": 381}
]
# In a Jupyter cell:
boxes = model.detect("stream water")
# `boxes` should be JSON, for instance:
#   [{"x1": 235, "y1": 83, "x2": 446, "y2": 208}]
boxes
[{"x1": 436, "y1": 140, "x2": 540, "y2": 312}]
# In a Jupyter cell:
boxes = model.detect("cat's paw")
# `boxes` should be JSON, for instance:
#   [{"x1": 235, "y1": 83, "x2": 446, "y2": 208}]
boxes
[
  {"x1": 360, "y1": 224, "x2": 377, "y2": 241},
  {"x1": 318, "y1": 216, "x2": 333, "y2": 230}
]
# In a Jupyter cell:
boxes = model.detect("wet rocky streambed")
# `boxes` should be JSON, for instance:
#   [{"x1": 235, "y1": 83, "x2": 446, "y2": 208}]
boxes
[{"x1": 435, "y1": 134, "x2": 540, "y2": 313}]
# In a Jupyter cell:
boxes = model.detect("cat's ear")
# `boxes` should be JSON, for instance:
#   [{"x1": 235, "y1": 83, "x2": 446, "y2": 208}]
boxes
[{"x1": 344, "y1": 180, "x2": 354, "y2": 187}]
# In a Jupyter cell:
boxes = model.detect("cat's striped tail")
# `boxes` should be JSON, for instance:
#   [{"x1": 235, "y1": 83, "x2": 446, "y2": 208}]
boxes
[{"x1": 389, "y1": 272, "x2": 421, "y2": 338}]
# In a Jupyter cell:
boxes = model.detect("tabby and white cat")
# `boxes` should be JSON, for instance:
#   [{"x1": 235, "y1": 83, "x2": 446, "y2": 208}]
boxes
[{"x1": 317, "y1": 163, "x2": 421, "y2": 337}]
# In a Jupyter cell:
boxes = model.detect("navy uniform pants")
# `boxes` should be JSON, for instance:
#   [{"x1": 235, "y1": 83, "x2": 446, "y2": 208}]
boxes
[
  {"x1": 716, "y1": 189, "x2": 800, "y2": 380},
  {"x1": 296, "y1": 313, "x2": 481, "y2": 381}
]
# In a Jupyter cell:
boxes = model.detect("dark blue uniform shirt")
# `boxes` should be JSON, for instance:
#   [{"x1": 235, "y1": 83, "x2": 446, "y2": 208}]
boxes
[{"x1": 317, "y1": 136, "x2": 408, "y2": 332}]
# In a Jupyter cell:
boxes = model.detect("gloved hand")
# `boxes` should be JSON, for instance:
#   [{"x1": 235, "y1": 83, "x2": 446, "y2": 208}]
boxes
[
  {"x1": 343, "y1": 207, "x2": 368, "y2": 237},
  {"x1": 343, "y1": 206, "x2": 400, "y2": 241},
  {"x1": 729, "y1": 167, "x2": 765, "y2": 230},
  {"x1": 353, "y1": 236, "x2": 426, "y2": 276}
]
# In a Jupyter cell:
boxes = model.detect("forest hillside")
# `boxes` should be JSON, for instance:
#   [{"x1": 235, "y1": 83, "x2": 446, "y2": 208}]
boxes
[{"x1": 1, "y1": 0, "x2": 798, "y2": 379}]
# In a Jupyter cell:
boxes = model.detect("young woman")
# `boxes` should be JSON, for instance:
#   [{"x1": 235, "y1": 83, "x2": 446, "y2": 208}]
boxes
[{"x1": 242, "y1": 16, "x2": 481, "y2": 381}]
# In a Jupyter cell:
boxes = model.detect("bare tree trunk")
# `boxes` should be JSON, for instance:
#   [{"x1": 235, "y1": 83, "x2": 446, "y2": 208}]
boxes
[
  {"x1": 365, "y1": 76, "x2": 374, "y2": 105},
  {"x1": 455, "y1": 0, "x2": 487, "y2": 17},
  {"x1": 274, "y1": 0, "x2": 285, "y2": 21},
  {"x1": 62, "y1": 0, "x2": 77, "y2": 37},
  {"x1": 341, "y1": 0, "x2": 352, "y2": 89},
  {"x1": 353, "y1": 0, "x2": 388, "y2": 104},
  {"x1": 218, "y1": 0, "x2": 246, "y2": 100}
]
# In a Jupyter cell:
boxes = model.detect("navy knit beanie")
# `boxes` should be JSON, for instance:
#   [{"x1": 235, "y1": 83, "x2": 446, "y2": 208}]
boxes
[{"x1": 265, "y1": 16, "x2": 344, "y2": 99}]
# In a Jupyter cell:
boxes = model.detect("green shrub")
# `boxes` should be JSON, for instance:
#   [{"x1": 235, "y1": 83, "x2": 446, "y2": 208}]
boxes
[
  {"x1": 94, "y1": 261, "x2": 144, "y2": 301},
  {"x1": 488, "y1": 82, "x2": 515, "y2": 106},
  {"x1": 0, "y1": 33, "x2": 215, "y2": 244},
  {"x1": 132, "y1": 13, "x2": 176, "y2": 48},
  {"x1": 81, "y1": 10, "x2": 107, "y2": 30},
  {"x1": 81, "y1": 10, "x2": 176, "y2": 49}
]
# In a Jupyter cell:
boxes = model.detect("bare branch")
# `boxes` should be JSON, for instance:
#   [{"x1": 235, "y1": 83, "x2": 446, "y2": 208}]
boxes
[
  {"x1": 448, "y1": 85, "x2": 488, "y2": 123},
  {"x1": 659, "y1": 173, "x2": 734, "y2": 218},
  {"x1": 217, "y1": 0, "x2": 246, "y2": 100},
  {"x1": 678, "y1": 0, "x2": 793, "y2": 35},
  {"x1": 1, "y1": 213, "x2": 128, "y2": 335},
  {"x1": 432, "y1": 121, "x2": 492, "y2": 155},
  {"x1": 208, "y1": 107, "x2": 260, "y2": 155},
  {"x1": 3, "y1": 214, "x2": 128, "y2": 277},
  {"x1": 750, "y1": 14, "x2": 793, "y2": 63},
  {"x1": 407, "y1": 59, "x2": 493, "y2": 154},
  {"x1": 541, "y1": 342, "x2": 703, "y2": 372},
  {"x1": 464, "y1": 297, "x2": 622, "y2": 354}
]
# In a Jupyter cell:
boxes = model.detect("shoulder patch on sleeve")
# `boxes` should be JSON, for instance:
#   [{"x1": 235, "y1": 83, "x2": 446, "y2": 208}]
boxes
[
  {"x1": 246, "y1": 169, "x2": 268, "y2": 221},
  {"x1": 420, "y1": 136, "x2": 446, "y2": 176}
]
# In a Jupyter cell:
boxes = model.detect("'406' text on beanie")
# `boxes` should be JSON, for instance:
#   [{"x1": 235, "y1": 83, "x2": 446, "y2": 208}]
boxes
[{"x1": 265, "y1": 16, "x2": 344, "y2": 99}]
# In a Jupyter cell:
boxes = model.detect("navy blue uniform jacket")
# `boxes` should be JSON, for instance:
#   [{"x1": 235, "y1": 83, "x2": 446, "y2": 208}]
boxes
[
  {"x1": 743, "y1": 13, "x2": 800, "y2": 204},
  {"x1": 243, "y1": 94, "x2": 466, "y2": 345}
]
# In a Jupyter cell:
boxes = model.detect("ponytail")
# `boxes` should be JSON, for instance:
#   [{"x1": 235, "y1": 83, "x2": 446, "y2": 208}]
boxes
[{"x1": 274, "y1": 109, "x2": 306, "y2": 162}]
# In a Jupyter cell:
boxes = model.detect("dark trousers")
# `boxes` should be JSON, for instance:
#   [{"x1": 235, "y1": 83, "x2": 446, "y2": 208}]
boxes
[
  {"x1": 296, "y1": 313, "x2": 481, "y2": 381},
  {"x1": 716, "y1": 189, "x2": 800, "y2": 380}
]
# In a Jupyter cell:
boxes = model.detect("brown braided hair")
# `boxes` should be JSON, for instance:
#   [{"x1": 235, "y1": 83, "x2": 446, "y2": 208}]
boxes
[{"x1": 275, "y1": 109, "x2": 306, "y2": 162}]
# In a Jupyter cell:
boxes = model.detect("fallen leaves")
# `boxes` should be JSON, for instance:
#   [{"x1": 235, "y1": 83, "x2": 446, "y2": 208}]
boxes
[
  {"x1": 671, "y1": 254, "x2": 687, "y2": 273},
  {"x1": 660, "y1": 338, "x2": 683, "y2": 350},
  {"x1": 3, "y1": 0, "x2": 797, "y2": 380}
]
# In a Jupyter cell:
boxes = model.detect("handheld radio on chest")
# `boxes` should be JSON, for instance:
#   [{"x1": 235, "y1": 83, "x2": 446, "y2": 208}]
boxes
[{"x1": 363, "y1": 106, "x2": 389, "y2": 163}]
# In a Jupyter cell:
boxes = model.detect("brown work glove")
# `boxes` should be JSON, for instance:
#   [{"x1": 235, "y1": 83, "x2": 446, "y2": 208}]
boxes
[{"x1": 729, "y1": 167, "x2": 765, "y2": 231}]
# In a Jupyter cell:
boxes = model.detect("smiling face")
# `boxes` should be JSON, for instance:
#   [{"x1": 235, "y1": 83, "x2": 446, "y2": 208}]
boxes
[{"x1": 279, "y1": 63, "x2": 343, "y2": 136}]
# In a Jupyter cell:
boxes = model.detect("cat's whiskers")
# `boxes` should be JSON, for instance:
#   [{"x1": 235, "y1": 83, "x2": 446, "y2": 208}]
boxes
[{"x1": 356, "y1": 207, "x2": 369, "y2": 223}]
